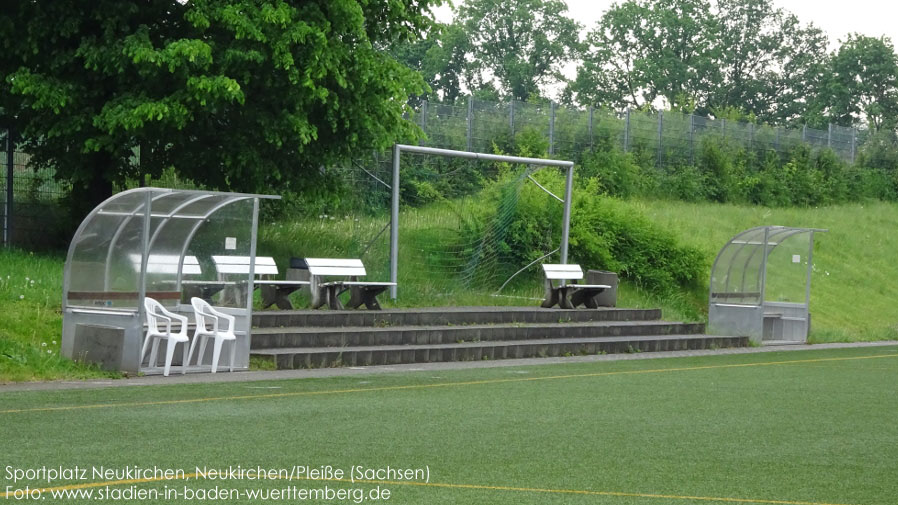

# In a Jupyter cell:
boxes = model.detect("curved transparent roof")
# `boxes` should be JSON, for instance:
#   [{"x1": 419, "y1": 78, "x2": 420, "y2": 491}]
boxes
[
  {"x1": 63, "y1": 188, "x2": 279, "y2": 310},
  {"x1": 709, "y1": 226, "x2": 825, "y2": 306}
]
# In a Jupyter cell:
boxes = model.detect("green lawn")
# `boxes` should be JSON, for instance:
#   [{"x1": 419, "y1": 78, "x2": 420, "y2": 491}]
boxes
[
  {"x1": 3, "y1": 346, "x2": 897, "y2": 504},
  {"x1": 639, "y1": 200, "x2": 898, "y2": 342},
  {"x1": 3, "y1": 200, "x2": 898, "y2": 382}
]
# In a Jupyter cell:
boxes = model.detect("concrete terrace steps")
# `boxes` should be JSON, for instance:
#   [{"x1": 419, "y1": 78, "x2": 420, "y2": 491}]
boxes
[
  {"x1": 252, "y1": 334, "x2": 749, "y2": 369},
  {"x1": 252, "y1": 306, "x2": 663, "y2": 329},
  {"x1": 248, "y1": 306, "x2": 744, "y2": 370},
  {"x1": 250, "y1": 320, "x2": 706, "y2": 349}
]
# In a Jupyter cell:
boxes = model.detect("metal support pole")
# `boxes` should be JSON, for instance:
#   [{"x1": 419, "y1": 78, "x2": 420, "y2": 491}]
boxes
[
  {"x1": 749, "y1": 123, "x2": 754, "y2": 150},
  {"x1": 390, "y1": 144, "x2": 401, "y2": 299},
  {"x1": 827, "y1": 123, "x2": 832, "y2": 149},
  {"x1": 549, "y1": 101, "x2": 556, "y2": 155},
  {"x1": 623, "y1": 109, "x2": 630, "y2": 153},
  {"x1": 466, "y1": 97, "x2": 473, "y2": 152},
  {"x1": 588, "y1": 107, "x2": 594, "y2": 150},
  {"x1": 805, "y1": 232, "x2": 814, "y2": 307},
  {"x1": 657, "y1": 110, "x2": 663, "y2": 168},
  {"x1": 802, "y1": 124, "x2": 807, "y2": 143},
  {"x1": 4, "y1": 127, "x2": 13, "y2": 247},
  {"x1": 509, "y1": 100, "x2": 515, "y2": 139},
  {"x1": 721, "y1": 118, "x2": 726, "y2": 137},
  {"x1": 421, "y1": 100, "x2": 428, "y2": 132},
  {"x1": 689, "y1": 114, "x2": 695, "y2": 165},
  {"x1": 136, "y1": 191, "x2": 152, "y2": 363},
  {"x1": 560, "y1": 164, "x2": 574, "y2": 265},
  {"x1": 759, "y1": 227, "x2": 769, "y2": 308},
  {"x1": 851, "y1": 128, "x2": 857, "y2": 163},
  {"x1": 247, "y1": 197, "x2": 260, "y2": 322}
]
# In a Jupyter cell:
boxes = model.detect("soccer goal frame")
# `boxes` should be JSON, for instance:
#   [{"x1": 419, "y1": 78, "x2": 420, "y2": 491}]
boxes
[{"x1": 389, "y1": 144, "x2": 576, "y2": 299}]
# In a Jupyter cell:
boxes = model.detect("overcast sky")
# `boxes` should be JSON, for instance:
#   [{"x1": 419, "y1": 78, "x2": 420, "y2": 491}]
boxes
[{"x1": 433, "y1": 0, "x2": 898, "y2": 50}]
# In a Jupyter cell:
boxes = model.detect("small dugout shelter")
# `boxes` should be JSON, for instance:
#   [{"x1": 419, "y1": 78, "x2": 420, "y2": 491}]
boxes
[
  {"x1": 708, "y1": 226, "x2": 826, "y2": 345},
  {"x1": 61, "y1": 187, "x2": 279, "y2": 374}
]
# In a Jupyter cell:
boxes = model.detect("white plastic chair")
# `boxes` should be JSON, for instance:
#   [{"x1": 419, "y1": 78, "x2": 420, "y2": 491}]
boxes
[
  {"x1": 141, "y1": 297, "x2": 190, "y2": 376},
  {"x1": 187, "y1": 297, "x2": 237, "y2": 373}
]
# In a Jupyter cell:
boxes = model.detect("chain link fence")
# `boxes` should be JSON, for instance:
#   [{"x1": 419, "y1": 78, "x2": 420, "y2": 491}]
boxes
[
  {"x1": 0, "y1": 100, "x2": 873, "y2": 250},
  {"x1": 414, "y1": 97, "x2": 867, "y2": 166},
  {"x1": 1, "y1": 128, "x2": 70, "y2": 250}
]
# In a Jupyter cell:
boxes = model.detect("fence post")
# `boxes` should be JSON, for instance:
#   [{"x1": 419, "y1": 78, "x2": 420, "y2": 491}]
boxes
[
  {"x1": 588, "y1": 107, "x2": 594, "y2": 151},
  {"x1": 775, "y1": 127, "x2": 780, "y2": 152},
  {"x1": 623, "y1": 109, "x2": 630, "y2": 153},
  {"x1": 851, "y1": 127, "x2": 857, "y2": 163},
  {"x1": 802, "y1": 124, "x2": 807, "y2": 143},
  {"x1": 4, "y1": 126, "x2": 14, "y2": 247},
  {"x1": 466, "y1": 96, "x2": 473, "y2": 151},
  {"x1": 749, "y1": 123, "x2": 754, "y2": 150},
  {"x1": 548, "y1": 101, "x2": 556, "y2": 155},
  {"x1": 657, "y1": 110, "x2": 663, "y2": 168},
  {"x1": 827, "y1": 123, "x2": 832, "y2": 149},
  {"x1": 421, "y1": 100, "x2": 428, "y2": 132},
  {"x1": 509, "y1": 100, "x2": 515, "y2": 139},
  {"x1": 689, "y1": 114, "x2": 695, "y2": 166},
  {"x1": 721, "y1": 118, "x2": 726, "y2": 137}
]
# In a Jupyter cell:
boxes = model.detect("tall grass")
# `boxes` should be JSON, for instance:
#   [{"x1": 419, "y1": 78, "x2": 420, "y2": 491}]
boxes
[
  {"x1": 3, "y1": 198, "x2": 897, "y2": 382},
  {"x1": 0, "y1": 249, "x2": 116, "y2": 381},
  {"x1": 638, "y1": 199, "x2": 898, "y2": 342}
]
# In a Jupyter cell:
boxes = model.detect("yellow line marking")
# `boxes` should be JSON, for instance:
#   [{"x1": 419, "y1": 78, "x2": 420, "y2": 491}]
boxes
[
  {"x1": 0, "y1": 471, "x2": 858, "y2": 505},
  {"x1": 1, "y1": 352, "x2": 896, "y2": 415}
]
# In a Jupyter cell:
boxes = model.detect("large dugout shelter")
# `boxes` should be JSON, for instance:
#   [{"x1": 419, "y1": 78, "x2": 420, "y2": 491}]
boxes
[
  {"x1": 61, "y1": 188, "x2": 279, "y2": 374},
  {"x1": 708, "y1": 225, "x2": 826, "y2": 344}
]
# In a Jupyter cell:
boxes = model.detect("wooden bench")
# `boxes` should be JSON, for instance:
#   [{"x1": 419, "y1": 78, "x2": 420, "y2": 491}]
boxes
[
  {"x1": 540, "y1": 264, "x2": 611, "y2": 309},
  {"x1": 306, "y1": 258, "x2": 396, "y2": 310},
  {"x1": 209, "y1": 256, "x2": 309, "y2": 309}
]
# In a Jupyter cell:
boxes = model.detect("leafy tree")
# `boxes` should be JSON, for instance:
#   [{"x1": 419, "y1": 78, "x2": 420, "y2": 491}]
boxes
[
  {"x1": 824, "y1": 34, "x2": 898, "y2": 130},
  {"x1": 0, "y1": 0, "x2": 440, "y2": 216},
  {"x1": 390, "y1": 22, "x2": 472, "y2": 104},
  {"x1": 709, "y1": 0, "x2": 828, "y2": 125},
  {"x1": 570, "y1": 0, "x2": 716, "y2": 112},
  {"x1": 455, "y1": 0, "x2": 581, "y2": 101}
]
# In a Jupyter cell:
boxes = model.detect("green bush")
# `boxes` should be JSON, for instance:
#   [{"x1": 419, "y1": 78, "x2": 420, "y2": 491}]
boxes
[{"x1": 466, "y1": 170, "x2": 706, "y2": 294}]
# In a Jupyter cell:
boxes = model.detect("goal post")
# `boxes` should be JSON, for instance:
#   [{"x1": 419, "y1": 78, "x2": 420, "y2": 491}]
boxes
[{"x1": 389, "y1": 144, "x2": 575, "y2": 299}]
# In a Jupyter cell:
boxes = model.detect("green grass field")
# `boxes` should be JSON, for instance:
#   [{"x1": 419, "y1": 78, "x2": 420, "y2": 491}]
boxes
[
  {"x1": 639, "y1": 200, "x2": 898, "y2": 342},
  {"x1": 2, "y1": 346, "x2": 896, "y2": 504},
  {"x1": 3, "y1": 199, "x2": 898, "y2": 382}
]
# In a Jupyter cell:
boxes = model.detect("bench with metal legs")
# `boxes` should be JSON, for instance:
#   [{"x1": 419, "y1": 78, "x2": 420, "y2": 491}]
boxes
[
  {"x1": 540, "y1": 264, "x2": 611, "y2": 309},
  {"x1": 306, "y1": 258, "x2": 396, "y2": 310}
]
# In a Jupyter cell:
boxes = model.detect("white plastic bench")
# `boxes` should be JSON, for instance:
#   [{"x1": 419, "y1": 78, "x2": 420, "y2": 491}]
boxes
[
  {"x1": 306, "y1": 258, "x2": 396, "y2": 310},
  {"x1": 209, "y1": 256, "x2": 309, "y2": 309},
  {"x1": 129, "y1": 254, "x2": 202, "y2": 275},
  {"x1": 540, "y1": 264, "x2": 611, "y2": 309}
]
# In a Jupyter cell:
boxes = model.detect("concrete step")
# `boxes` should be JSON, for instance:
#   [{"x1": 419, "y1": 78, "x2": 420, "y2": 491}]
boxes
[
  {"x1": 251, "y1": 334, "x2": 748, "y2": 369},
  {"x1": 252, "y1": 306, "x2": 662, "y2": 329},
  {"x1": 250, "y1": 320, "x2": 706, "y2": 349}
]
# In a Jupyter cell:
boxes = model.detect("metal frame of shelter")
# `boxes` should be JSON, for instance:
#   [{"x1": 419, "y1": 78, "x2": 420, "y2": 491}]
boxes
[
  {"x1": 708, "y1": 226, "x2": 826, "y2": 344},
  {"x1": 389, "y1": 144, "x2": 575, "y2": 298},
  {"x1": 61, "y1": 187, "x2": 280, "y2": 374}
]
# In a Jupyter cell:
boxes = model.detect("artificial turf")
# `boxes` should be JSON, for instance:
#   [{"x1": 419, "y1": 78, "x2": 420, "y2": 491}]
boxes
[{"x1": 2, "y1": 346, "x2": 896, "y2": 504}]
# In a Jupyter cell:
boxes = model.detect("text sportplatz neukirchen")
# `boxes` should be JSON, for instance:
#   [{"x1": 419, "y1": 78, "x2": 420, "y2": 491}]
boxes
[{"x1": 5, "y1": 465, "x2": 430, "y2": 484}]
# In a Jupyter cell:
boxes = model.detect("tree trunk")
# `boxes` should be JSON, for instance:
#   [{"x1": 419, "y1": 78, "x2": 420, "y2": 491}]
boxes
[{"x1": 64, "y1": 151, "x2": 115, "y2": 227}]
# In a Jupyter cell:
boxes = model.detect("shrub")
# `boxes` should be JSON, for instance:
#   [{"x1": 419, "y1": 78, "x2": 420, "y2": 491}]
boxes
[{"x1": 466, "y1": 170, "x2": 706, "y2": 294}]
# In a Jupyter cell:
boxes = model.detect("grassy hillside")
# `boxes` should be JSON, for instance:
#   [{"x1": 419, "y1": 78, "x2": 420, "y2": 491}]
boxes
[
  {"x1": 637, "y1": 199, "x2": 898, "y2": 342},
  {"x1": 2, "y1": 200, "x2": 897, "y2": 382}
]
